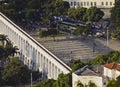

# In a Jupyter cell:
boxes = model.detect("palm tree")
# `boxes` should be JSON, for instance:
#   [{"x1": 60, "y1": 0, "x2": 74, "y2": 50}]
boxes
[
  {"x1": 0, "y1": 34, "x2": 18, "y2": 67},
  {"x1": 88, "y1": 81, "x2": 97, "y2": 87},
  {"x1": 0, "y1": 34, "x2": 7, "y2": 46},
  {"x1": 76, "y1": 80, "x2": 84, "y2": 87}
]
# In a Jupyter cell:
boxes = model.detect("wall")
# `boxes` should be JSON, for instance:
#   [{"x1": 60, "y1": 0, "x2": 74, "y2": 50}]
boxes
[{"x1": 72, "y1": 73, "x2": 103, "y2": 87}]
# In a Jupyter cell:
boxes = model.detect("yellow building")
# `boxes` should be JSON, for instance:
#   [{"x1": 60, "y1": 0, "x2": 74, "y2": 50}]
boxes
[{"x1": 64, "y1": 0, "x2": 115, "y2": 8}]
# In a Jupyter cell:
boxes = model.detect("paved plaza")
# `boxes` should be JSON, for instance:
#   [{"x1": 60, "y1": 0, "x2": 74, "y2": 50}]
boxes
[{"x1": 29, "y1": 30, "x2": 120, "y2": 66}]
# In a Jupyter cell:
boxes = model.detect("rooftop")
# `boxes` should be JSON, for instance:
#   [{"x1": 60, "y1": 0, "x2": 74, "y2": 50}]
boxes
[
  {"x1": 104, "y1": 62, "x2": 120, "y2": 71},
  {"x1": 74, "y1": 65, "x2": 103, "y2": 76}
]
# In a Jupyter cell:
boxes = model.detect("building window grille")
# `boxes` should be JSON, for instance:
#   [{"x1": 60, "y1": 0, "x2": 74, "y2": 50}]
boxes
[
  {"x1": 106, "y1": 2, "x2": 108, "y2": 6},
  {"x1": 110, "y1": 2, "x2": 112, "y2": 5},
  {"x1": 74, "y1": 1, "x2": 76, "y2": 6},
  {"x1": 101, "y1": 2, "x2": 104, "y2": 6},
  {"x1": 81, "y1": 2, "x2": 83, "y2": 6},
  {"x1": 71, "y1": 2, "x2": 73, "y2": 6},
  {"x1": 91, "y1": 2, "x2": 93, "y2": 6},
  {"x1": 87, "y1": 2, "x2": 89, "y2": 6},
  {"x1": 77, "y1": 2, "x2": 79, "y2": 6},
  {"x1": 94, "y1": 2, "x2": 97, "y2": 6},
  {"x1": 84, "y1": 2, "x2": 86, "y2": 6}
]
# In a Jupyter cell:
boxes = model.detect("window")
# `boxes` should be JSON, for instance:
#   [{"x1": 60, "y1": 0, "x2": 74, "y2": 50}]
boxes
[
  {"x1": 94, "y1": 2, "x2": 97, "y2": 6},
  {"x1": 77, "y1": 2, "x2": 79, "y2": 6},
  {"x1": 81, "y1": 2, "x2": 83, "y2": 6},
  {"x1": 71, "y1": 2, "x2": 73, "y2": 6},
  {"x1": 74, "y1": 1, "x2": 76, "y2": 6},
  {"x1": 91, "y1": 2, "x2": 93, "y2": 6},
  {"x1": 87, "y1": 2, "x2": 89, "y2": 6},
  {"x1": 106, "y1": 2, "x2": 108, "y2": 6},
  {"x1": 101, "y1": 2, "x2": 104, "y2": 6},
  {"x1": 84, "y1": 2, "x2": 86, "y2": 6},
  {"x1": 110, "y1": 2, "x2": 112, "y2": 5}
]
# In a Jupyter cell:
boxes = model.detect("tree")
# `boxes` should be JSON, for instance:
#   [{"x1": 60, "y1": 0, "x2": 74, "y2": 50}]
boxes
[
  {"x1": 54, "y1": 73, "x2": 72, "y2": 87},
  {"x1": 88, "y1": 81, "x2": 97, "y2": 87},
  {"x1": 106, "y1": 79, "x2": 120, "y2": 87},
  {"x1": 71, "y1": 59, "x2": 85, "y2": 72},
  {"x1": 25, "y1": 9, "x2": 40, "y2": 21},
  {"x1": 0, "y1": 35, "x2": 18, "y2": 67},
  {"x1": 39, "y1": 28, "x2": 58, "y2": 40},
  {"x1": 73, "y1": 25, "x2": 91, "y2": 39},
  {"x1": 68, "y1": 7, "x2": 76, "y2": 19},
  {"x1": 112, "y1": 28, "x2": 120, "y2": 38},
  {"x1": 68, "y1": 7, "x2": 87, "y2": 21},
  {"x1": 76, "y1": 80, "x2": 84, "y2": 87},
  {"x1": 2, "y1": 57, "x2": 31, "y2": 85},
  {"x1": 110, "y1": 0, "x2": 120, "y2": 27},
  {"x1": 34, "y1": 79, "x2": 55, "y2": 87},
  {"x1": 85, "y1": 7, "x2": 104, "y2": 22},
  {"x1": 53, "y1": 0, "x2": 70, "y2": 16}
]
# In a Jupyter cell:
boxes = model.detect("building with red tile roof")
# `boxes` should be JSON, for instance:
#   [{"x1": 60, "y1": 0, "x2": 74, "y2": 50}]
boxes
[{"x1": 104, "y1": 62, "x2": 120, "y2": 79}]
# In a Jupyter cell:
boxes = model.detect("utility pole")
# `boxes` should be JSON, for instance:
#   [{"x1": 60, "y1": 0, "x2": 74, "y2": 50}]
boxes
[
  {"x1": 31, "y1": 72, "x2": 32, "y2": 87},
  {"x1": 107, "y1": 27, "x2": 109, "y2": 46}
]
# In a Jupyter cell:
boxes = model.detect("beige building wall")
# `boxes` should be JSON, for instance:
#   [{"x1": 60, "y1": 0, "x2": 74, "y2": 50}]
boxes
[
  {"x1": 104, "y1": 67, "x2": 113, "y2": 78},
  {"x1": 115, "y1": 70, "x2": 120, "y2": 79},
  {"x1": 104, "y1": 67, "x2": 120, "y2": 79},
  {"x1": 72, "y1": 73, "x2": 103, "y2": 87},
  {"x1": 64, "y1": 0, "x2": 115, "y2": 8}
]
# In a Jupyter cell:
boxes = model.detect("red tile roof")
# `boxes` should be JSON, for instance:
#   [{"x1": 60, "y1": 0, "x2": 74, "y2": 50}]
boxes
[
  {"x1": 116, "y1": 64, "x2": 120, "y2": 71},
  {"x1": 104, "y1": 62, "x2": 120, "y2": 71}
]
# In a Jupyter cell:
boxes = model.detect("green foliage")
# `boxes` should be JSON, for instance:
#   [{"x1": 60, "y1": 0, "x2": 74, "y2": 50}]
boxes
[
  {"x1": 73, "y1": 25, "x2": 90, "y2": 36},
  {"x1": 54, "y1": 73, "x2": 72, "y2": 87},
  {"x1": 116, "y1": 75, "x2": 120, "y2": 82},
  {"x1": 24, "y1": 9, "x2": 39, "y2": 20},
  {"x1": 91, "y1": 54, "x2": 106, "y2": 65},
  {"x1": 0, "y1": 34, "x2": 18, "y2": 61},
  {"x1": 110, "y1": 0, "x2": 120, "y2": 27},
  {"x1": 34, "y1": 73, "x2": 72, "y2": 87},
  {"x1": 39, "y1": 28, "x2": 58, "y2": 38},
  {"x1": 71, "y1": 51, "x2": 120, "y2": 72},
  {"x1": 85, "y1": 7, "x2": 104, "y2": 22},
  {"x1": 0, "y1": 0, "x2": 70, "y2": 24},
  {"x1": 76, "y1": 80, "x2": 97, "y2": 87},
  {"x1": 90, "y1": 51, "x2": 120, "y2": 65},
  {"x1": 71, "y1": 59, "x2": 85, "y2": 72},
  {"x1": 88, "y1": 81, "x2": 97, "y2": 87},
  {"x1": 53, "y1": 0, "x2": 70, "y2": 16},
  {"x1": 106, "y1": 79, "x2": 120, "y2": 87},
  {"x1": 68, "y1": 6, "x2": 104, "y2": 22},
  {"x1": 76, "y1": 80, "x2": 84, "y2": 87},
  {"x1": 2, "y1": 57, "x2": 31, "y2": 85},
  {"x1": 68, "y1": 7, "x2": 87, "y2": 21},
  {"x1": 112, "y1": 28, "x2": 120, "y2": 38},
  {"x1": 34, "y1": 79, "x2": 55, "y2": 87}
]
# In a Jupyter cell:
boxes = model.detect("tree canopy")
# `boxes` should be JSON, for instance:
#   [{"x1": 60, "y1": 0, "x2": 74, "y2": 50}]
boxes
[
  {"x1": 68, "y1": 6, "x2": 104, "y2": 22},
  {"x1": 110, "y1": 0, "x2": 120, "y2": 27},
  {"x1": 85, "y1": 7, "x2": 104, "y2": 22},
  {"x1": 2, "y1": 57, "x2": 31, "y2": 85}
]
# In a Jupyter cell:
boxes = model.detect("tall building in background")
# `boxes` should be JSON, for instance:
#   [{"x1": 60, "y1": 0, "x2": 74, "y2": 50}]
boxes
[{"x1": 64, "y1": 0, "x2": 114, "y2": 8}]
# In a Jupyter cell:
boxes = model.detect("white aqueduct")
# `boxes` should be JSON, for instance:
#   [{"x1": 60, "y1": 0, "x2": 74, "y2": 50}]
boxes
[{"x1": 0, "y1": 12, "x2": 71, "y2": 80}]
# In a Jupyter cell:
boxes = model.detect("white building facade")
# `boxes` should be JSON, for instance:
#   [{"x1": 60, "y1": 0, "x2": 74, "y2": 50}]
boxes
[
  {"x1": 0, "y1": 12, "x2": 71, "y2": 80},
  {"x1": 104, "y1": 62, "x2": 120, "y2": 79},
  {"x1": 64, "y1": 0, "x2": 115, "y2": 8},
  {"x1": 72, "y1": 73, "x2": 103, "y2": 87}
]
